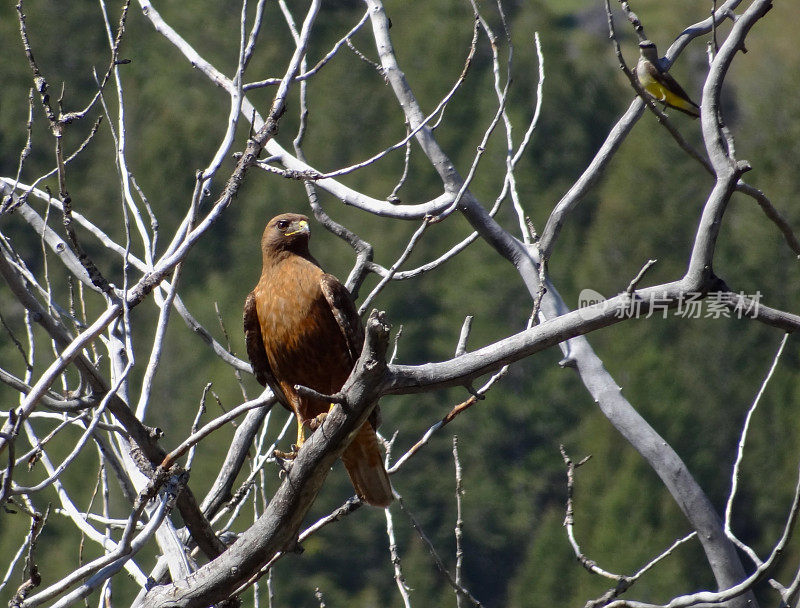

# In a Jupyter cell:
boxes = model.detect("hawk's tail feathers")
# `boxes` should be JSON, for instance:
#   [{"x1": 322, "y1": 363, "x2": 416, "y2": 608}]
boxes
[{"x1": 341, "y1": 422, "x2": 394, "y2": 508}]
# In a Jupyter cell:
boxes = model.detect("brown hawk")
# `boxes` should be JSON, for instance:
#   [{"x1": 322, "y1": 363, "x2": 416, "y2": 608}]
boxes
[{"x1": 243, "y1": 213, "x2": 393, "y2": 507}]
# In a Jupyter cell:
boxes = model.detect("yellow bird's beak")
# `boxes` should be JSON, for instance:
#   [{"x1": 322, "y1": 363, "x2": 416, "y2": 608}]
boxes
[{"x1": 286, "y1": 220, "x2": 309, "y2": 236}]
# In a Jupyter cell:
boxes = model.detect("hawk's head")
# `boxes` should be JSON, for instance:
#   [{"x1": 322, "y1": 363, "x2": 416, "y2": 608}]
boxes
[{"x1": 262, "y1": 213, "x2": 311, "y2": 256}]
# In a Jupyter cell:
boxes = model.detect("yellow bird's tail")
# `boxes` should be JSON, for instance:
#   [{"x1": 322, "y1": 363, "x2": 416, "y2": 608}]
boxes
[{"x1": 648, "y1": 82, "x2": 700, "y2": 118}]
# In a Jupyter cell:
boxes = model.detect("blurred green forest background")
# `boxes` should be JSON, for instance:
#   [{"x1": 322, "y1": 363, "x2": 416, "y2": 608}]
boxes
[{"x1": 1, "y1": 0, "x2": 799, "y2": 606}]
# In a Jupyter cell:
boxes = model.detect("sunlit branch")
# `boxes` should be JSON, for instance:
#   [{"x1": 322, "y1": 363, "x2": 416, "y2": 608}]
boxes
[
  {"x1": 397, "y1": 493, "x2": 483, "y2": 607},
  {"x1": 358, "y1": 217, "x2": 430, "y2": 314},
  {"x1": 17, "y1": 422, "x2": 147, "y2": 585},
  {"x1": 20, "y1": 475, "x2": 181, "y2": 608},
  {"x1": 453, "y1": 436, "x2": 466, "y2": 608},
  {"x1": 385, "y1": 503, "x2": 412, "y2": 608},
  {"x1": 724, "y1": 333, "x2": 789, "y2": 564},
  {"x1": 160, "y1": 391, "x2": 272, "y2": 469},
  {"x1": 605, "y1": 462, "x2": 800, "y2": 608},
  {"x1": 244, "y1": 10, "x2": 370, "y2": 90}
]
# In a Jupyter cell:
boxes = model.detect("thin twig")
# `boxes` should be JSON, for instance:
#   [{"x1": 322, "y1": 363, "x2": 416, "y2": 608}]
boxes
[
  {"x1": 389, "y1": 367, "x2": 506, "y2": 474},
  {"x1": 453, "y1": 436, "x2": 466, "y2": 608},
  {"x1": 397, "y1": 494, "x2": 483, "y2": 607},
  {"x1": 724, "y1": 333, "x2": 790, "y2": 564},
  {"x1": 359, "y1": 218, "x2": 432, "y2": 314},
  {"x1": 385, "y1": 504, "x2": 413, "y2": 608}
]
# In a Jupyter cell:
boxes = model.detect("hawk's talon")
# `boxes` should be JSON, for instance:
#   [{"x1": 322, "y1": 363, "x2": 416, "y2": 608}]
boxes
[
  {"x1": 273, "y1": 448, "x2": 297, "y2": 478},
  {"x1": 273, "y1": 448, "x2": 298, "y2": 460},
  {"x1": 305, "y1": 412, "x2": 328, "y2": 431}
]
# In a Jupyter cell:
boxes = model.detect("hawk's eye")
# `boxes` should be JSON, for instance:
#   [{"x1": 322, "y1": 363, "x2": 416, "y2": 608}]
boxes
[{"x1": 276, "y1": 220, "x2": 290, "y2": 231}]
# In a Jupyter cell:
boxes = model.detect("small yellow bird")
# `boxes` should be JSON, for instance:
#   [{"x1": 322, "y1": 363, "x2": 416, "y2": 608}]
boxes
[{"x1": 636, "y1": 40, "x2": 700, "y2": 118}]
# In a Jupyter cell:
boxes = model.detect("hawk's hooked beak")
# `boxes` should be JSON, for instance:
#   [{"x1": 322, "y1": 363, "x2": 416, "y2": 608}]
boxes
[{"x1": 286, "y1": 219, "x2": 309, "y2": 236}]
